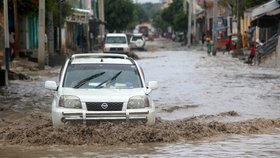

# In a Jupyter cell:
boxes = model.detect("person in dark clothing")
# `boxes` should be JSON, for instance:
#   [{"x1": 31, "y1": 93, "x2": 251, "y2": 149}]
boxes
[
  {"x1": 201, "y1": 33, "x2": 206, "y2": 45},
  {"x1": 248, "y1": 26, "x2": 256, "y2": 45},
  {"x1": 225, "y1": 36, "x2": 231, "y2": 53},
  {"x1": 9, "y1": 32, "x2": 15, "y2": 61}
]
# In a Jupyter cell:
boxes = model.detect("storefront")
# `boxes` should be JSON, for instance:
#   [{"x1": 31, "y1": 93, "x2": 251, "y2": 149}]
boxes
[{"x1": 65, "y1": 8, "x2": 91, "y2": 54}]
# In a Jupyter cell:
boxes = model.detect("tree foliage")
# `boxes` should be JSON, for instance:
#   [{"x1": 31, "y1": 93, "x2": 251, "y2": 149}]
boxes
[
  {"x1": 152, "y1": 11, "x2": 169, "y2": 31},
  {"x1": 160, "y1": 0, "x2": 187, "y2": 32},
  {"x1": 46, "y1": 0, "x2": 73, "y2": 27},
  {"x1": 2, "y1": 0, "x2": 72, "y2": 25},
  {"x1": 17, "y1": 0, "x2": 39, "y2": 16},
  {"x1": 104, "y1": 0, "x2": 135, "y2": 33},
  {"x1": 141, "y1": 2, "x2": 161, "y2": 21},
  {"x1": 134, "y1": 3, "x2": 149, "y2": 23},
  {"x1": 173, "y1": 11, "x2": 188, "y2": 31},
  {"x1": 0, "y1": 0, "x2": 38, "y2": 16}
]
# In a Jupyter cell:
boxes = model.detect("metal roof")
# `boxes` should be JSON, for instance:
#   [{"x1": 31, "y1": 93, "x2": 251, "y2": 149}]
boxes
[{"x1": 245, "y1": 0, "x2": 280, "y2": 18}]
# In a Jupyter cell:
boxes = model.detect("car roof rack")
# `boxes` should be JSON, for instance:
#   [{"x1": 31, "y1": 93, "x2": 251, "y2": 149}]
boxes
[{"x1": 70, "y1": 53, "x2": 128, "y2": 61}]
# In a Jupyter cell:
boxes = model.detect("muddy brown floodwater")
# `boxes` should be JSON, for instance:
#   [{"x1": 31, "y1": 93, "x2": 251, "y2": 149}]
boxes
[
  {"x1": 1, "y1": 110, "x2": 280, "y2": 146},
  {"x1": 0, "y1": 109, "x2": 280, "y2": 157},
  {"x1": 1, "y1": 38, "x2": 280, "y2": 157}
]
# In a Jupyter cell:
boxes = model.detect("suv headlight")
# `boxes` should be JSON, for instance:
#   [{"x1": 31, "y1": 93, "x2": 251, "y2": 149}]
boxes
[
  {"x1": 59, "y1": 95, "x2": 82, "y2": 109},
  {"x1": 127, "y1": 95, "x2": 149, "y2": 109}
]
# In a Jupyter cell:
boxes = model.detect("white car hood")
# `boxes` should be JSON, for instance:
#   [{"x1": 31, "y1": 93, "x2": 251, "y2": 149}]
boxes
[{"x1": 60, "y1": 88, "x2": 146, "y2": 102}]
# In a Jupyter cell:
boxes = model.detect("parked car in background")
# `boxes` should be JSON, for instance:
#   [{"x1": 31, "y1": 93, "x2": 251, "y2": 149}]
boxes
[
  {"x1": 45, "y1": 53, "x2": 158, "y2": 126},
  {"x1": 103, "y1": 33, "x2": 130, "y2": 54},
  {"x1": 130, "y1": 33, "x2": 146, "y2": 51}
]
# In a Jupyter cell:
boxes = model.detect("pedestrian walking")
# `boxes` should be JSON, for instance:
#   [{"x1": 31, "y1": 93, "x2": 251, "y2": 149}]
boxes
[
  {"x1": 207, "y1": 38, "x2": 213, "y2": 55},
  {"x1": 248, "y1": 26, "x2": 256, "y2": 45},
  {"x1": 247, "y1": 43, "x2": 255, "y2": 65},
  {"x1": 200, "y1": 33, "x2": 206, "y2": 50},
  {"x1": 242, "y1": 31, "x2": 249, "y2": 48}
]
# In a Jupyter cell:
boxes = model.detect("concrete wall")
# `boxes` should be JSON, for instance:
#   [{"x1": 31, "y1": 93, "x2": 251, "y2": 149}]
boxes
[{"x1": 259, "y1": 36, "x2": 280, "y2": 68}]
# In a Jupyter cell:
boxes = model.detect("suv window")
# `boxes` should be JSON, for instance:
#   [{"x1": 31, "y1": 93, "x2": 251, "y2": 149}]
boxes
[
  {"x1": 63, "y1": 63, "x2": 142, "y2": 89},
  {"x1": 105, "y1": 36, "x2": 127, "y2": 44},
  {"x1": 131, "y1": 36, "x2": 143, "y2": 41}
]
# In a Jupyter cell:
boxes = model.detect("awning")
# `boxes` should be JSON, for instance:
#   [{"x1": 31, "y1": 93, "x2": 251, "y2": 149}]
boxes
[
  {"x1": 267, "y1": 7, "x2": 280, "y2": 15},
  {"x1": 244, "y1": 0, "x2": 280, "y2": 18},
  {"x1": 250, "y1": 15, "x2": 279, "y2": 28},
  {"x1": 250, "y1": 5, "x2": 280, "y2": 28},
  {"x1": 72, "y1": 8, "x2": 92, "y2": 14},
  {"x1": 66, "y1": 8, "x2": 92, "y2": 24}
]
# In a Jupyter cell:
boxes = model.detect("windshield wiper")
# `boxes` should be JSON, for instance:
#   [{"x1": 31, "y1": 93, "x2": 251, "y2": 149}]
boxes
[
  {"x1": 73, "y1": 72, "x2": 105, "y2": 88},
  {"x1": 95, "y1": 71, "x2": 122, "y2": 88}
]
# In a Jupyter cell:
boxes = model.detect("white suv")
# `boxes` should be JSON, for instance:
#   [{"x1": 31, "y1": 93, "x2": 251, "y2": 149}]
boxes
[
  {"x1": 103, "y1": 33, "x2": 130, "y2": 54},
  {"x1": 45, "y1": 53, "x2": 158, "y2": 126},
  {"x1": 130, "y1": 33, "x2": 146, "y2": 50}
]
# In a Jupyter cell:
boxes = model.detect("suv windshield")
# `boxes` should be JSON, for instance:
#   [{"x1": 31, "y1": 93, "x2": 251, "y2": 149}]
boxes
[
  {"x1": 105, "y1": 36, "x2": 127, "y2": 44},
  {"x1": 63, "y1": 64, "x2": 142, "y2": 89}
]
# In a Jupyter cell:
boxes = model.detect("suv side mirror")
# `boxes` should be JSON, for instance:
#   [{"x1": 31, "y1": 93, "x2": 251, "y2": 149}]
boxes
[
  {"x1": 45, "y1": 81, "x2": 58, "y2": 90},
  {"x1": 146, "y1": 81, "x2": 158, "y2": 94},
  {"x1": 148, "y1": 81, "x2": 158, "y2": 90}
]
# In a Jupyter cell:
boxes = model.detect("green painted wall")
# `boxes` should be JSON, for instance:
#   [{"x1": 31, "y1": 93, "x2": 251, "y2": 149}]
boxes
[{"x1": 28, "y1": 16, "x2": 38, "y2": 49}]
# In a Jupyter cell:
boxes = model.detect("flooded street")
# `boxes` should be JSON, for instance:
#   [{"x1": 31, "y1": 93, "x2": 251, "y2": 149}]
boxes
[
  {"x1": 1, "y1": 130, "x2": 280, "y2": 157},
  {"x1": 1, "y1": 38, "x2": 280, "y2": 157}
]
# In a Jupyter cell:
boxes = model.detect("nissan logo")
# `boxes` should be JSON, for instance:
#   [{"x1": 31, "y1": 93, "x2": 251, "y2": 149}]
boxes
[{"x1": 101, "y1": 103, "x2": 108, "y2": 109}]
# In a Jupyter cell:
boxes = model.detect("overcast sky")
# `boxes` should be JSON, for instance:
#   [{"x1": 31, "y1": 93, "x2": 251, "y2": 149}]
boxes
[{"x1": 134, "y1": 0, "x2": 161, "y2": 3}]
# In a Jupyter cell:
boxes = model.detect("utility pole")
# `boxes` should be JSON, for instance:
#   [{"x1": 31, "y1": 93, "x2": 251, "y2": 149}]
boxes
[
  {"x1": 203, "y1": 0, "x2": 207, "y2": 34},
  {"x1": 58, "y1": 0, "x2": 62, "y2": 53},
  {"x1": 4, "y1": 0, "x2": 9, "y2": 85},
  {"x1": 13, "y1": 0, "x2": 19, "y2": 59},
  {"x1": 237, "y1": 0, "x2": 242, "y2": 51},
  {"x1": 47, "y1": 11, "x2": 55, "y2": 56},
  {"x1": 98, "y1": 0, "x2": 105, "y2": 39},
  {"x1": 187, "y1": 0, "x2": 193, "y2": 48},
  {"x1": 183, "y1": 0, "x2": 187, "y2": 45},
  {"x1": 193, "y1": 0, "x2": 197, "y2": 44},
  {"x1": 212, "y1": 0, "x2": 217, "y2": 56},
  {"x1": 183, "y1": 0, "x2": 187, "y2": 13},
  {"x1": 38, "y1": 0, "x2": 45, "y2": 69}
]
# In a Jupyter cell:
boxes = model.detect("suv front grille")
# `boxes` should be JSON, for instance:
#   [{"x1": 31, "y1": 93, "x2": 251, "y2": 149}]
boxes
[
  {"x1": 86, "y1": 102, "x2": 123, "y2": 111},
  {"x1": 110, "y1": 48, "x2": 124, "y2": 51}
]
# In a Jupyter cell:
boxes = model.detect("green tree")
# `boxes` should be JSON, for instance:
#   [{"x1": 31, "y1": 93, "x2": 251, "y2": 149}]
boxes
[
  {"x1": 46, "y1": 0, "x2": 73, "y2": 27},
  {"x1": 173, "y1": 11, "x2": 187, "y2": 31},
  {"x1": 160, "y1": 0, "x2": 187, "y2": 32},
  {"x1": 141, "y1": 2, "x2": 161, "y2": 21},
  {"x1": 152, "y1": 11, "x2": 169, "y2": 32},
  {"x1": 104, "y1": 0, "x2": 135, "y2": 33},
  {"x1": 134, "y1": 3, "x2": 149, "y2": 23},
  {"x1": 17, "y1": 0, "x2": 39, "y2": 16}
]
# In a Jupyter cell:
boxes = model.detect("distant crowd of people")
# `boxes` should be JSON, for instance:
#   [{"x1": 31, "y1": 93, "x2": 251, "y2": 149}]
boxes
[{"x1": 201, "y1": 26, "x2": 257, "y2": 65}]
